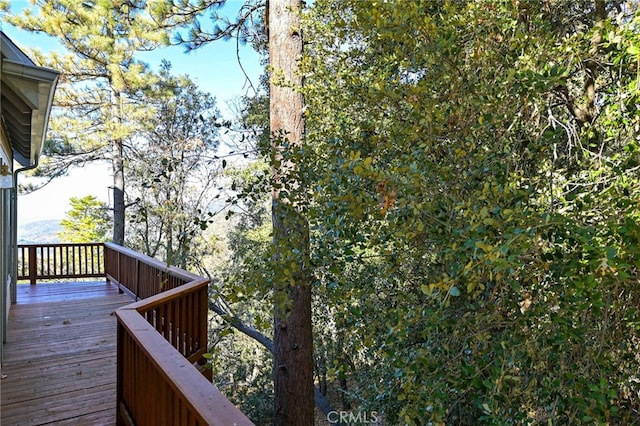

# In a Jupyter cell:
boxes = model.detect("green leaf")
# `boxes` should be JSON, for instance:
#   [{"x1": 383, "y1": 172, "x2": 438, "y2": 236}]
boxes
[{"x1": 627, "y1": 45, "x2": 640, "y2": 56}]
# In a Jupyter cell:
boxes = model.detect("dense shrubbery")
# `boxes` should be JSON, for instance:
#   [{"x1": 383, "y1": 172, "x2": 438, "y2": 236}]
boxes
[{"x1": 296, "y1": 0, "x2": 640, "y2": 423}]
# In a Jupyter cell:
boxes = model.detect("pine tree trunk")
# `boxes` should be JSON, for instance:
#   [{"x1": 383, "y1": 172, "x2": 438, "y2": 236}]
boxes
[
  {"x1": 269, "y1": 0, "x2": 314, "y2": 424},
  {"x1": 111, "y1": 90, "x2": 125, "y2": 246}
]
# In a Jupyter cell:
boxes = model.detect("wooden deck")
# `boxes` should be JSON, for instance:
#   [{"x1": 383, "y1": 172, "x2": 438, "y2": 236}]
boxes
[{"x1": 1, "y1": 281, "x2": 132, "y2": 425}]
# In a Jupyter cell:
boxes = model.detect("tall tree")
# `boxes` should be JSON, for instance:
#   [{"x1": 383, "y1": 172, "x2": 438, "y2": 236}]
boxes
[
  {"x1": 126, "y1": 63, "x2": 221, "y2": 269},
  {"x1": 268, "y1": 0, "x2": 314, "y2": 424},
  {"x1": 58, "y1": 195, "x2": 110, "y2": 243},
  {"x1": 301, "y1": 0, "x2": 640, "y2": 423},
  {"x1": 143, "y1": 1, "x2": 322, "y2": 421},
  {"x1": 2, "y1": 1, "x2": 179, "y2": 244}
]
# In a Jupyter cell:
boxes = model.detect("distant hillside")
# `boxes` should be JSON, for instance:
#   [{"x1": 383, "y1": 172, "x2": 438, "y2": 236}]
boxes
[{"x1": 18, "y1": 220, "x2": 62, "y2": 244}]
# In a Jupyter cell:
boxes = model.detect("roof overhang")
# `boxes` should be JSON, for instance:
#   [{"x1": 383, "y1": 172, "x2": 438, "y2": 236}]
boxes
[{"x1": 1, "y1": 31, "x2": 59, "y2": 167}]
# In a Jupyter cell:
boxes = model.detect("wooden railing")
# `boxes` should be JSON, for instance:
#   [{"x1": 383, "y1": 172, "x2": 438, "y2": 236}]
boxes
[
  {"x1": 17, "y1": 243, "x2": 104, "y2": 284},
  {"x1": 105, "y1": 243, "x2": 253, "y2": 426},
  {"x1": 16, "y1": 242, "x2": 253, "y2": 426},
  {"x1": 104, "y1": 244, "x2": 190, "y2": 300}
]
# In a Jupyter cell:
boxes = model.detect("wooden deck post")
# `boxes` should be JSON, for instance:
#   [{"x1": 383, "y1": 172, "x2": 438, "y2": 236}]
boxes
[
  {"x1": 28, "y1": 245, "x2": 36, "y2": 285},
  {"x1": 9, "y1": 243, "x2": 254, "y2": 425}
]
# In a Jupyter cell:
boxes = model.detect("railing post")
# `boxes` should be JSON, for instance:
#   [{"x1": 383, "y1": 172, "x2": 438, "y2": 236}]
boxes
[
  {"x1": 135, "y1": 259, "x2": 140, "y2": 300},
  {"x1": 116, "y1": 318, "x2": 125, "y2": 426},
  {"x1": 28, "y1": 245, "x2": 37, "y2": 285},
  {"x1": 199, "y1": 284, "x2": 207, "y2": 355}
]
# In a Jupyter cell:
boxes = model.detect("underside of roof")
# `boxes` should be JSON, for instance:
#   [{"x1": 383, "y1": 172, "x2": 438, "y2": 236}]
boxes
[{"x1": 1, "y1": 31, "x2": 59, "y2": 167}]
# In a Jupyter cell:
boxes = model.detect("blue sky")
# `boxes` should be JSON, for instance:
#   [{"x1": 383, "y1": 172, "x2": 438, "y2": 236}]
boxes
[
  {"x1": 1, "y1": 1, "x2": 264, "y2": 225},
  {"x1": 1, "y1": 0, "x2": 264, "y2": 111}
]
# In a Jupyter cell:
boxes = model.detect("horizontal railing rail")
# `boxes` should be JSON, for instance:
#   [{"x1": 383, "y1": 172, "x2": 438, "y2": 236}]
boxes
[
  {"x1": 106, "y1": 243, "x2": 253, "y2": 426},
  {"x1": 105, "y1": 243, "x2": 192, "y2": 300},
  {"x1": 125, "y1": 280, "x2": 209, "y2": 363},
  {"x1": 17, "y1": 243, "x2": 105, "y2": 284},
  {"x1": 15, "y1": 242, "x2": 253, "y2": 425}
]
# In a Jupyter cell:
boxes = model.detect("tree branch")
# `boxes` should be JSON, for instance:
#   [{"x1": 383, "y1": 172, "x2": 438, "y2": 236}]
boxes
[{"x1": 208, "y1": 299, "x2": 338, "y2": 418}]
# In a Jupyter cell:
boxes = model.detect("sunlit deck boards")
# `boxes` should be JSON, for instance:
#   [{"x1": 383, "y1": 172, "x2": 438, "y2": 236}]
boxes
[{"x1": 1, "y1": 281, "x2": 132, "y2": 425}]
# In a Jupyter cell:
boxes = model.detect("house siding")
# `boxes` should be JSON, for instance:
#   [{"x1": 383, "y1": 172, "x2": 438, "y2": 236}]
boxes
[
  {"x1": 0, "y1": 126, "x2": 12, "y2": 362},
  {"x1": 1, "y1": 31, "x2": 58, "y2": 365}
]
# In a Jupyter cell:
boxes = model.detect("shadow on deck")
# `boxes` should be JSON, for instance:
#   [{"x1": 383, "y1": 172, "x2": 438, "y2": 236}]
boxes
[{"x1": 1, "y1": 281, "x2": 132, "y2": 425}]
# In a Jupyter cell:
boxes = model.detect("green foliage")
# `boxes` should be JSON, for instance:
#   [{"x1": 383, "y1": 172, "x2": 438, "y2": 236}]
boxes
[
  {"x1": 2, "y1": 0, "x2": 169, "y2": 175},
  {"x1": 207, "y1": 162, "x2": 274, "y2": 422},
  {"x1": 15, "y1": 0, "x2": 640, "y2": 423},
  {"x1": 58, "y1": 195, "x2": 110, "y2": 243},
  {"x1": 196, "y1": 79, "x2": 274, "y2": 418},
  {"x1": 2, "y1": 0, "x2": 187, "y2": 243},
  {"x1": 207, "y1": 329, "x2": 274, "y2": 424},
  {"x1": 125, "y1": 63, "x2": 221, "y2": 269},
  {"x1": 300, "y1": 0, "x2": 640, "y2": 423}
]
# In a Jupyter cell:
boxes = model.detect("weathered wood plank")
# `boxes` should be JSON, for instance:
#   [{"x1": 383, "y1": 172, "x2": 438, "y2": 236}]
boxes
[
  {"x1": 1, "y1": 281, "x2": 132, "y2": 426},
  {"x1": 14, "y1": 280, "x2": 114, "y2": 303}
]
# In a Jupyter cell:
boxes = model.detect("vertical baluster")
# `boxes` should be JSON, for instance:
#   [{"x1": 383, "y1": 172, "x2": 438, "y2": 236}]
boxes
[
  {"x1": 85, "y1": 244, "x2": 89, "y2": 276},
  {"x1": 40, "y1": 246, "x2": 46, "y2": 281},
  {"x1": 72, "y1": 245, "x2": 76, "y2": 277},
  {"x1": 91, "y1": 244, "x2": 96, "y2": 275},
  {"x1": 57, "y1": 245, "x2": 61, "y2": 278},
  {"x1": 37, "y1": 246, "x2": 43, "y2": 281},
  {"x1": 79, "y1": 244, "x2": 82, "y2": 276},
  {"x1": 64, "y1": 246, "x2": 68, "y2": 279},
  {"x1": 61, "y1": 245, "x2": 65, "y2": 278},
  {"x1": 180, "y1": 293, "x2": 186, "y2": 356},
  {"x1": 134, "y1": 259, "x2": 140, "y2": 299},
  {"x1": 189, "y1": 291, "x2": 196, "y2": 356}
]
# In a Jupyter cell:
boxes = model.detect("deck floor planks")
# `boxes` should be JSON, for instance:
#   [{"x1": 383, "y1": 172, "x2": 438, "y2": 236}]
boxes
[{"x1": 1, "y1": 281, "x2": 132, "y2": 426}]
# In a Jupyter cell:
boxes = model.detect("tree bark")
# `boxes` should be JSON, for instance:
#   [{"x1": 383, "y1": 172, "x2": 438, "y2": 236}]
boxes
[
  {"x1": 269, "y1": 0, "x2": 314, "y2": 424},
  {"x1": 111, "y1": 90, "x2": 125, "y2": 245},
  {"x1": 209, "y1": 300, "x2": 339, "y2": 418},
  {"x1": 557, "y1": 0, "x2": 606, "y2": 130}
]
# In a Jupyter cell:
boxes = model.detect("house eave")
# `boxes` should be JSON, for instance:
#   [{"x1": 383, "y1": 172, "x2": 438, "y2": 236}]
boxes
[{"x1": 1, "y1": 31, "x2": 59, "y2": 167}]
